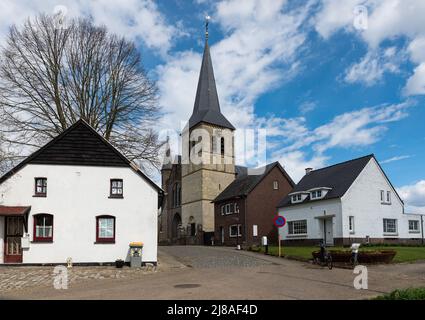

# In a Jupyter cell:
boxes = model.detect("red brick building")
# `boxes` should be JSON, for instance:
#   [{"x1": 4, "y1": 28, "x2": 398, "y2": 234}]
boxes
[{"x1": 213, "y1": 162, "x2": 294, "y2": 246}]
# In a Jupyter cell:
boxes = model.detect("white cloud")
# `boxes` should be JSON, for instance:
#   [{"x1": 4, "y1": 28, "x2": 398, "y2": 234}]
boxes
[
  {"x1": 276, "y1": 151, "x2": 328, "y2": 183},
  {"x1": 398, "y1": 180, "x2": 425, "y2": 214},
  {"x1": 0, "y1": 0, "x2": 178, "y2": 56},
  {"x1": 315, "y1": 0, "x2": 425, "y2": 95},
  {"x1": 380, "y1": 155, "x2": 411, "y2": 164},
  {"x1": 344, "y1": 48, "x2": 402, "y2": 86},
  {"x1": 266, "y1": 102, "x2": 412, "y2": 181},
  {"x1": 299, "y1": 101, "x2": 317, "y2": 114},
  {"x1": 156, "y1": 0, "x2": 314, "y2": 132}
]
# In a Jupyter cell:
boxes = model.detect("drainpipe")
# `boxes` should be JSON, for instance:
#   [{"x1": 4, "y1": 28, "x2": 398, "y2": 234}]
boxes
[{"x1": 421, "y1": 215, "x2": 424, "y2": 246}]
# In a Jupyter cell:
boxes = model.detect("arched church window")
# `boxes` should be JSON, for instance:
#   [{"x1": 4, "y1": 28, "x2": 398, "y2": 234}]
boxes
[
  {"x1": 177, "y1": 183, "x2": 181, "y2": 206},
  {"x1": 212, "y1": 136, "x2": 217, "y2": 153}
]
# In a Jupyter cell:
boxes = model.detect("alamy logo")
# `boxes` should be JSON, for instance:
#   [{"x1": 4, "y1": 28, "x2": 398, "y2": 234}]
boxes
[
  {"x1": 53, "y1": 265, "x2": 69, "y2": 290},
  {"x1": 353, "y1": 5, "x2": 368, "y2": 31},
  {"x1": 353, "y1": 265, "x2": 368, "y2": 290}
]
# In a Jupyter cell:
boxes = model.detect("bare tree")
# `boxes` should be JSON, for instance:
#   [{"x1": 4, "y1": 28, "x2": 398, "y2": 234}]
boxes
[{"x1": 0, "y1": 14, "x2": 163, "y2": 172}]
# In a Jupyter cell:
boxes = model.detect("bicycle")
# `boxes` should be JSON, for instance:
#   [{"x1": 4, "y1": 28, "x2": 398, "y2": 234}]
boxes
[{"x1": 313, "y1": 243, "x2": 333, "y2": 270}]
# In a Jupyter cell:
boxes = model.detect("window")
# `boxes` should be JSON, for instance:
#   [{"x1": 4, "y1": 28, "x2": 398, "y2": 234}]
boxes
[
  {"x1": 273, "y1": 181, "x2": 279, "y2": 190},
  {"x1": 317, "y1": 190, "x2": 322, "y2": 197},
  {"x1": 212, "y1": 136, "x2": 217, "y2": 153},
  {"x1": 229, "y1": 224, "x2": 242, "y2": 237},
  {"x1": 220, "y1": 137, "x2": 225, "y2": 156},
  {"x1": 172, "y1": 183, "x2": 181, "y2": 207},
  {"x1": 349, "y1": 216, "x2": 355, "y2": 233},
  {"x1": 34, "y1": 178, "x2": 47, "y2": 197},
  {"x1": 110, "y1": 179, "x2": 123, "y2": 198},
  {"x1": 288, "y1": 220, "x2": 307, "y2": 235},
  {"x1": 33, "y1": 214, "x2": 53, "y2": 242},
  {"x1": 381, "y1": 190, "x2": 391, "y2": 204},
  {"x1": 96, "y1": 216, "x2": 115, "y2": 243},
  {"x1": 311, "y1": 191, "x2": 317, "y2": 199},
  {"x1": 222, "y1": 203, "x2": 236, "y2": 215},
  {"x1": 383, "y1": 219, "x2": 397, "y2": 234},
  {"x1": 409, "y1": 220, "x2": 420, "y2": 233},
  {"x1": 292, "y1": 194, "x2": 303, "y2": 203}
]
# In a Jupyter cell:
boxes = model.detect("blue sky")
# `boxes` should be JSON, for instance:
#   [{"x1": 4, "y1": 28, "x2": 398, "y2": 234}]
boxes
[{"x1": 0, "y1": 0, "x2": 424, "y2": 212}]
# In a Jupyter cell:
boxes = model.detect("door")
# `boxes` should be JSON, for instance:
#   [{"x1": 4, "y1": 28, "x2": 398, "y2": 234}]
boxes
[
  {"x1": 4, "y1": 216, "x2": 24, "y2": 263},
  {"x1": 324, "y1": 218, "x2": 334, "y2": 246}
]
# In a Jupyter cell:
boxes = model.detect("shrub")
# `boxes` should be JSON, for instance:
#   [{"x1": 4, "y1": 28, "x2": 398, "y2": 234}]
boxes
[{"x1": 374, "y1": 287, "x2": 425, "y2": 300}]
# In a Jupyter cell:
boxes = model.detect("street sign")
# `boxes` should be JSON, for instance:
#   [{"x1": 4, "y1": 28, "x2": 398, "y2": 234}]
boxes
[{"x1": 274, "y1": 215, "x2": 286, "y2": 228}]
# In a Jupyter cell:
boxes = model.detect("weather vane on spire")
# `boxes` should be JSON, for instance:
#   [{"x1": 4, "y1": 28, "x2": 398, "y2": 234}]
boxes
[{"x1": 205, "y1": 15, "x2": 210, "y2": 41}]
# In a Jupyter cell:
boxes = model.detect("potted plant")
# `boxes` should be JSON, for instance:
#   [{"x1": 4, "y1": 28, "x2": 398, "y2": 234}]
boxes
[{"x1": 115, "y1": 259, "x2": 125, "y2": 268}]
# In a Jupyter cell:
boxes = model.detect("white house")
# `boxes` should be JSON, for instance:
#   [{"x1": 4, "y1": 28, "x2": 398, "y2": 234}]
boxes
[
  {"x1": 278, "y1": 154, "x2": 423, "y2": 246},
  {"x1": 0, "y1": 120, "x2": 162, "y2": 265}
]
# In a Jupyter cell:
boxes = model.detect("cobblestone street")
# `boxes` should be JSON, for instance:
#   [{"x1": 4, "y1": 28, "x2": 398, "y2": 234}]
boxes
[{"x1": 0, "y1": 265, "x2": 157, "y2": 293}]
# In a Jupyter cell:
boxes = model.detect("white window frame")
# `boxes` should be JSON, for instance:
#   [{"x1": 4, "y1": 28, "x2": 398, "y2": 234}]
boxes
[
  {"x1": 408, "y1": 220, "x2": 420, "y2": 233},
  {"x1": 273, "y1": 181, "x2": 279, "y2": 190},
  {"x1": 383, "y1": 218, "x2": 397, "y2": 234},
  {"x1": 291, "y1": 193, "x2": 304, "y2": 203},
  {"x1": 288, "y1": 220, "x2": 307, "y2": 235},
  {"x1": 381, "y1": 190, "x2": 391, "y2": 205},
  {"x1": 349, "y1": 216, "x2": 355, "y2": 234},
  {"x1": 229, "y1": 224, "x2": 242, "y2": 237}
]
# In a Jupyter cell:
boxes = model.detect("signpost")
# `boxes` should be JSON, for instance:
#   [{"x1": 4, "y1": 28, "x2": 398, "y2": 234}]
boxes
[{"x1": 273, "y1": 215, "x2": 286, "y2": 257}]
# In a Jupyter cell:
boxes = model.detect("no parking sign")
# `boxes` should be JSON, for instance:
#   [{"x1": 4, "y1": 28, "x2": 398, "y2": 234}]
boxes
[{"x1": 274, "y1": 215, "x2": 286, "y2": 228}]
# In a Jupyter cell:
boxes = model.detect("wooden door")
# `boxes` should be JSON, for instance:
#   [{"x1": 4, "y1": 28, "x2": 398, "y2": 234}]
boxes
[{"x1": 4, "y1": 216, "x2": 23, "y2": 263}]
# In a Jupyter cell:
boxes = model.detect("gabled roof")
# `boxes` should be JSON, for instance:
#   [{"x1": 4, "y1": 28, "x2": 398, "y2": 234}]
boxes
[
  {"x1": 188, "y1": 40, "x2": 235, "y2": 130},
  {"x1": 277, "y1": 154, "x2": 374, "y2": 208},
  {"x1": 213, "y1": 162, "x2": 295, "y2": 203},
  {"x1": 0, "y1": 120, "x2": 162, "y2": 194}
]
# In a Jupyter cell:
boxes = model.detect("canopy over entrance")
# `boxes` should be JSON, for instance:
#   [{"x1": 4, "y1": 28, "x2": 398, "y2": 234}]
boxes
[{"x1": 0, "y1": 206, "x2": 31, "y2": 216}]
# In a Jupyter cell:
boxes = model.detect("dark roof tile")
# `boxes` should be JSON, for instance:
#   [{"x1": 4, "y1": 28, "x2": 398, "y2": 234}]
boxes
[{"x1": 277, "y1": 154, "x2": 374, "y2": 208}]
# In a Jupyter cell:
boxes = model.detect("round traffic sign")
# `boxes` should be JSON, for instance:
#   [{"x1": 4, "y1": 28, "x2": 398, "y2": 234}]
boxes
[{"x1": 274, "y1": 215, "x2": 286, "y2": 228}]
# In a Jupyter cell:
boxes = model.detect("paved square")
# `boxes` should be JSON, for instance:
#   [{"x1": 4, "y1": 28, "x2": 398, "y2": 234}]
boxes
[{"x1": 1, "y1": 246, "x2": 424, "y2": 299}]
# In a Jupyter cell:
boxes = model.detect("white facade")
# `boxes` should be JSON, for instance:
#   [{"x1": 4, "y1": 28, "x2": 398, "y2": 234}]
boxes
[
  {"x1": 0, "y1": 164, "x2": 158, "y2": 264},
  {"x1": 279, "y1": 157, "x2": 423, "y2": 244}
]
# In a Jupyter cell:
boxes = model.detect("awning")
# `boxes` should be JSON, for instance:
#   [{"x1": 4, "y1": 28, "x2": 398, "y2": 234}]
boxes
[{"x1": 0, "y1": 206, "x2": 31, "y2": 216}]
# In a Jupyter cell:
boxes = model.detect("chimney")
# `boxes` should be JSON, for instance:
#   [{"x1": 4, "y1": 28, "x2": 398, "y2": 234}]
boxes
[{"x1": 305, "y1": 167, "x2": 313, "y2": 175}]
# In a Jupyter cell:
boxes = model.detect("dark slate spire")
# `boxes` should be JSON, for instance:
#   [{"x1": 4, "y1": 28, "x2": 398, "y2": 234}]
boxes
[{"x1": 188, "y1": 17, "x2": 235, "y2": 130}]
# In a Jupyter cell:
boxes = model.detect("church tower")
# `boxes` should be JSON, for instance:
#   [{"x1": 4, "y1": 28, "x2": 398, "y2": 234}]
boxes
[{"x1": 181, "y1": 18, "x2": 235, "y2": 242}]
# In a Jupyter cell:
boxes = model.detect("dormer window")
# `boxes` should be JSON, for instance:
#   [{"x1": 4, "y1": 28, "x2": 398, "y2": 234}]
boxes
[
  {"x1": 291, "y1": 193, "x2": 304, "y2": 203},
  {"x1": 311, "y1": 190, "x2": 322, "y2": 199},
  {"x1": 308, "y1": 187, "x2": 330, "y2": 200}
]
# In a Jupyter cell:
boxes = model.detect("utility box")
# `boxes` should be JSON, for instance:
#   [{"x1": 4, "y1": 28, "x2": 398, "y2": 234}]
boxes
[{"x1": 129, "y1": 242, "x2": 143, "y2": 268}]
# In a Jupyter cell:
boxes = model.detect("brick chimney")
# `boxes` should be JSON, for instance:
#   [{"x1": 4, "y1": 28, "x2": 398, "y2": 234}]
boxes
[{"x1": 305, "y1": 167, "x2": 313, "y2": 175}]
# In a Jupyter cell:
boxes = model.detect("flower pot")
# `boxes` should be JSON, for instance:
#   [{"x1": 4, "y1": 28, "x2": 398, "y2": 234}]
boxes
[{"x1": 115, "y1": 259, "x2": 125, "y2": 268}]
